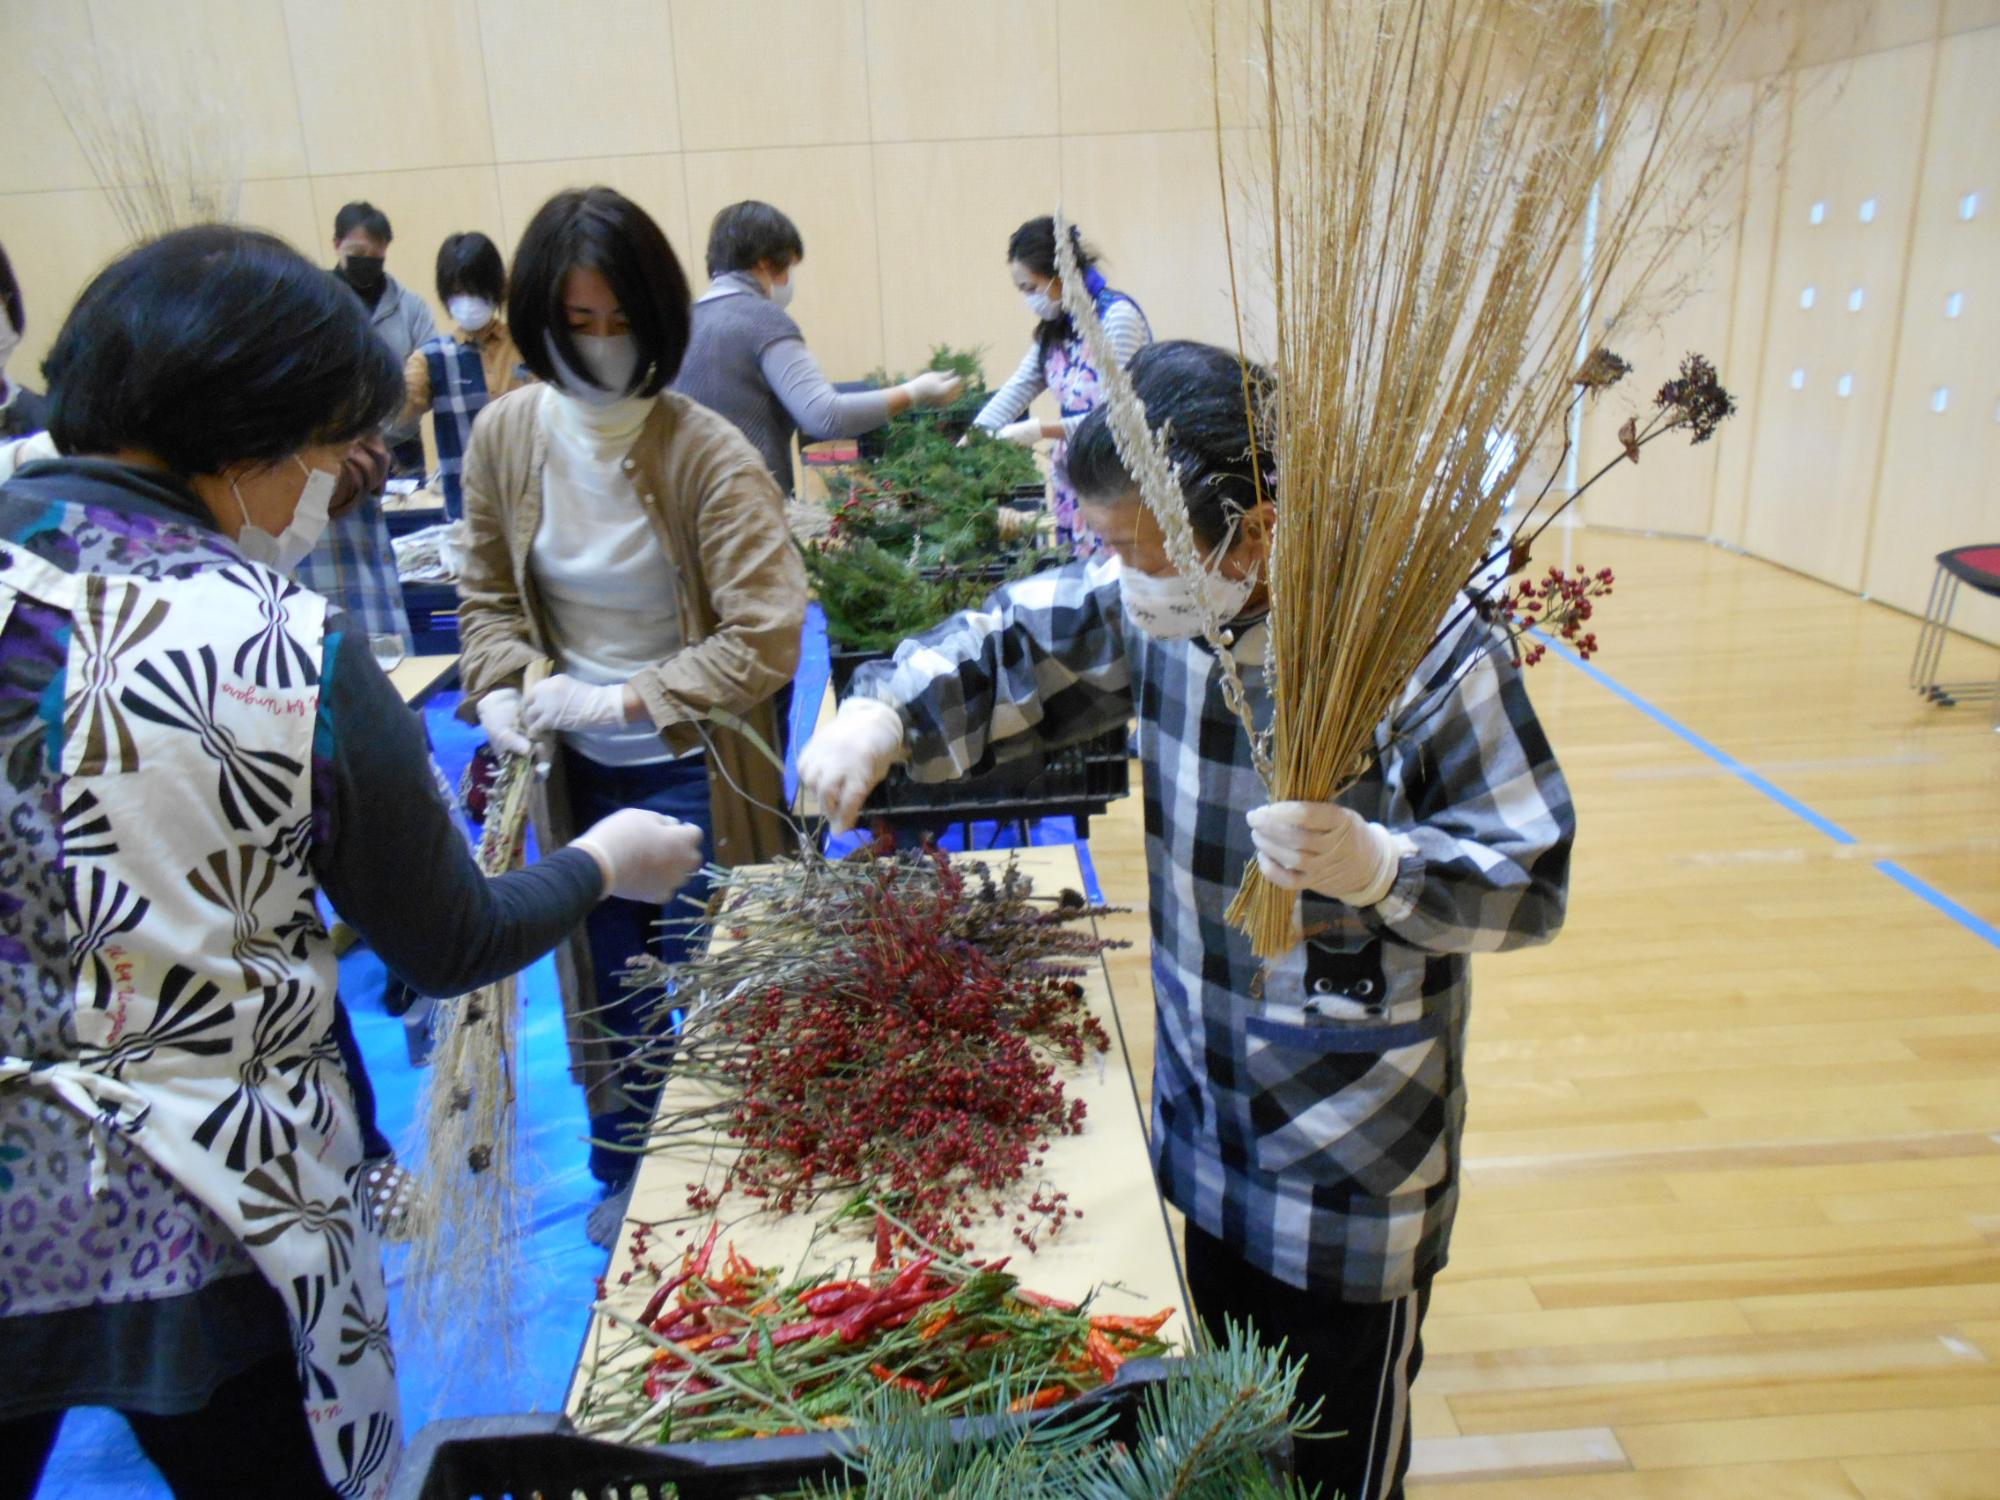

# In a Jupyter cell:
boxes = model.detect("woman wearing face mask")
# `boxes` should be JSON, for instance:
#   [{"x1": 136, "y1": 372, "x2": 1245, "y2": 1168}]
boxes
[
  {"x1": 0, "y1": 225, "x2": 704, "y2": 1499},
  {"x1": 456, "y1": 186, "x2": 807, "y2": 1244},
  {"x1": 967, "y1": 216, "x2": 1152, "y2": 555},
  {"x1": 396, "y1": 231, "x2": 533, "y2": 520},
  {"x1": 800, "y1": 339, "x2": 1574, "y2": 1500},
  {"x1": 0, "y1": 242, "x2": 49, "y2": 441},
  {"x1": 672, "y1": 201, "x2": 963, "y2": 493}
]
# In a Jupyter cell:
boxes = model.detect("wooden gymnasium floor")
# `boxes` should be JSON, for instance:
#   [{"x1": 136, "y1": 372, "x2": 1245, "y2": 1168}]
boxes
[{"x1": 1085, "y1": 531, "x2": 2000, "y2": 1498}]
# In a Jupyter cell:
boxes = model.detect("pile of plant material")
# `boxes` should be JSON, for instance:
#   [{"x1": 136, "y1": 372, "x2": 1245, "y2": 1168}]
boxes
[
  {"x1": 624, "y1": 846, "x2": 1121, "y2": 1253},
  {"x1": 806, "y1": 347, "x2": 1050, "y2": 652},
  {"x1": 579, "y1": 1215, "x2": 1175, "y2": 1445}
]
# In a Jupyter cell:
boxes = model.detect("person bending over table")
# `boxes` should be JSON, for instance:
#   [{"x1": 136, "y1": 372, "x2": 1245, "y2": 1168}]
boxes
[
  {"x1": 0, "y1": 225, "x2": 701, "y2": 1500},
  {"x1": 965, "y1": 215, "x2": 1152, "y2": 556},
  {"x1": 800, "y1": 339, "x2": 1575, "y2": 1500},
  {"x1": 672, "y1": 199, "x2": 962, "y2": 495}
]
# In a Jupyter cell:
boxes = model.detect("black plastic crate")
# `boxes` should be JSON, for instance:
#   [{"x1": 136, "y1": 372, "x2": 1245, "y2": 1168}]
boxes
[{"x1": 391, "y1": 1359, "x2": 1220, "y2": 1500}]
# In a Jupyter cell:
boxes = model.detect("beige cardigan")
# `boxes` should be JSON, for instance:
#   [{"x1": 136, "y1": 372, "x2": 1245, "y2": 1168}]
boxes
[{"x1": 455, "y1": 385, "x2": 805, "y2": 1109}]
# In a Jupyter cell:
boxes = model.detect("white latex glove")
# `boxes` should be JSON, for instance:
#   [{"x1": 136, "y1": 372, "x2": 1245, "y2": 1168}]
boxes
[
  {"x1": 996, "y1": 418, "x2": 1043, "y2": 446},
  {"x1": 571, "y1": 810, "x2": 705, "y2": 904},
  {"x1": 523, "y1": 673, "x2": 632, "y2": 735},
  {"x1": 1245, "y1": 802, "x2": 1404, "y2": 907},
  {"x1": 475, "y1": 687, "x2": 534, "y2": 760},
  {"x1": 797, "y1": 697, "x2": 908, "y2": 834},
  {"x1": 902, "y1": 371, "x2": 965, "y2": 408}
]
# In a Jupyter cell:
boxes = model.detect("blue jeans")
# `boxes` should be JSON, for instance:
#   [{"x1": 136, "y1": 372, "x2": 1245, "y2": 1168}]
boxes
[{"x1": 562, "y1": 747, "x2": 714, "y2": 1186}]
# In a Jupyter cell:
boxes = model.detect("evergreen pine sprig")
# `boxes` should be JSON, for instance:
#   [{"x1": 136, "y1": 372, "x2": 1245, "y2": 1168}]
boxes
[{"x1": 805, "y1": 1322, "x2": 1324, "y2": 1500}]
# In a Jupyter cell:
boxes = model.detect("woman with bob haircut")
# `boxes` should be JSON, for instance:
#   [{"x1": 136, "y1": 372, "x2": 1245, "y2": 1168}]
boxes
[
  {"x1": 0, "y1": 225, "x2": 703, "y2": 1497},
  {"x1": 673, "y1": 200, "x2": 962, "y2": 492},
  {"x1": 456, "y1": 186, "x2": 807, "y2": 1243}
]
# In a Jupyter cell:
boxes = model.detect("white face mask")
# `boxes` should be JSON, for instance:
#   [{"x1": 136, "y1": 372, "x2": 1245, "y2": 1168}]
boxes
[
  {"x1": 448, "y1": 296, "x2": 495, "y2": 331},
  {"x1": 1023, "y1": 287, "x2": 1062, "y2": 321},
  {"x1": 0, "y1": 319, "x2": 18, "y2": 376},
  {"x1": 548, "y1": 332, "x2": 641, "y2": 406},
  {"x1": 766, "y1": 272, "x2": 795, "y2": 309},
  {"x1": 233, "y1": 455, "x2": 336, "y2": 574},
  {"x1": 1118, "y1": 558, "x2": 1259, "y2": 640}
]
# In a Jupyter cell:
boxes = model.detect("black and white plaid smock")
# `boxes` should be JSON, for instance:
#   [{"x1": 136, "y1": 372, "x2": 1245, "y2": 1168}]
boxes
[{"x1": 850, "y1": 556, "x2": 1574, "y2": 1301}]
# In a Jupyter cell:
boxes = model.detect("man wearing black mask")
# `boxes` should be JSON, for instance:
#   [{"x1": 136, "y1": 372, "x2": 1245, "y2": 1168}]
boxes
[{"x1": 332, "y1": 201, "x2": 437, "y2": 477}]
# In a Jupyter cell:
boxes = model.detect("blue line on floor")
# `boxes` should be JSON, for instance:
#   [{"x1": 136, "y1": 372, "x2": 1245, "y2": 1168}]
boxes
[
  {"x1": 1874, "y1": 860, "x2": 2000, "y2": 949},
  {"x1": 1540, "y1": 638, "x2": 1859, "y2": 846},
  {"x1": 1542, "y1": 638, "x2": 1999, "y2": 951}
]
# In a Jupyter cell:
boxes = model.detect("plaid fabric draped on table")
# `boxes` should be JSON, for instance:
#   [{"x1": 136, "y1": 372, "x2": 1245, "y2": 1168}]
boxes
[{"x1": 852, "y1": 557, "x2": 1573, "y2": 1300}]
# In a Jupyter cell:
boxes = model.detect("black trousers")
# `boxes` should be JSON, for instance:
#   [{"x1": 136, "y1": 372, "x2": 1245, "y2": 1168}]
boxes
[
  {"x1": 1184, "y1": 1221, "x2": 1433, "y2": 1500},
  {"x1": 0, "y1": 1352, "x2": 337, "y2": 1499}
]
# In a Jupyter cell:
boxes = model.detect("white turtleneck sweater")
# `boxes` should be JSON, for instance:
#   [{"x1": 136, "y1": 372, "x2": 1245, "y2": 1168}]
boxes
[{"x1": 529, "y1": 384, "x2": 687, "y2": 767}]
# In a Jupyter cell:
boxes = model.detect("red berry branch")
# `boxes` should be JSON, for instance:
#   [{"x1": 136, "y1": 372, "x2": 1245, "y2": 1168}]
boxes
[{"x1": 623, "y1": 845, "x2": 1122, "y2": 1254}]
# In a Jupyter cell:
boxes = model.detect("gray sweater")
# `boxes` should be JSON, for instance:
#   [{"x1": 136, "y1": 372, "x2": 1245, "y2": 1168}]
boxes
[{"x1": 673, "y1": 274, "x2": 892, "y2": 491}]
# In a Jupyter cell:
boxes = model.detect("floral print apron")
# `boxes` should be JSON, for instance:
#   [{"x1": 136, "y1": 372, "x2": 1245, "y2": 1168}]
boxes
[
  {"x1": 0, "y1": 537, "x2": 399, "y2": 1497},
  {"x1": 1045, "y1": 291, "x2": 1148, "y2": 559}
]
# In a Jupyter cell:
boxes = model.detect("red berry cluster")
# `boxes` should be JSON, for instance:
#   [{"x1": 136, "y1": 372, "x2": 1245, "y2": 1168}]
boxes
[
  {"x1": 684, "y1": 856, "x2": 1110, "y2": 1252},
  {"x1": 1498, "y1": 562, "x2": 1615, "y2": 665}
]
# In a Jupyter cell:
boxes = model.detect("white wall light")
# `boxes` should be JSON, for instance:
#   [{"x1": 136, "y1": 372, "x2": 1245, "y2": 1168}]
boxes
[
  {"x1": 1848, "y1": 287, "x2": 1865, "y2": 312},
  {"x1": 1930, "y1": 386, "x2": 1950, "y2": 413},
  {"x1": 1961, "y1": 192, "x2": 1981, "y2": 221},
  {"x1": 1790, "y1": 367, "x2": 1807, "y2": 390},
  {"x1": 1836, "y1": 373, "x2": 1854, "y2": 398},
  {"x1": 1946, "y1": 291, "x2": 1964, "y2": 319},
  {"x1": 1858, "y1": 198, "x2": 1878, "y2": 223},
  {"x1": 1809, "y1": 200, "x2": 1827, "y2": 225},
  {"x1": 1800, "y1": 285, "x2": 1817, "y2": 308}
]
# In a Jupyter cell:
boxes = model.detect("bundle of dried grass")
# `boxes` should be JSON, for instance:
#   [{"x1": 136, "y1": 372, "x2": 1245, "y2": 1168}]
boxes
[
  {"x1": 55, "y1": 44, "x2": 242, "y2": 241},
  {"x1": 402, "y1": 746, "x2": 537, "y2": 1330},
  {"x1": 1072, "y1": 0, "x2": 1741, "y2": 958}
]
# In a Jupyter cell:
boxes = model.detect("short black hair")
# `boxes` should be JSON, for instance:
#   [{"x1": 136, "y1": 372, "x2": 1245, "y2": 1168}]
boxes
[
  {"x1": 333, "y1": 201, "x2": 393, "y2": 244},
  {"x1": 45, "y1": 225, "x2": 403, "y2": 475},
  {"x1": 1007, "y1": 215, "x2": 1098, "y2": 283},
  {"x1": 435, "y1": 231, "x2": 506, "y2": 304},
  {"x1": 1065, "y1": 340, "x2": 1276, "y2": 552},
  {"x1": 705, "y1": 201, "x2": 804, "y2": 278},
  {"x1": 510, "y1": 186, "x2": 691, "y2": 397},
  {"x1": 0, "y1": 239, "x2": 21, "y2": 336}
]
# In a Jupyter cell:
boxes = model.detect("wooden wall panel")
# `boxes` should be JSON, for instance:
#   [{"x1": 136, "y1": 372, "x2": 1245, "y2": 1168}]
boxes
[
  {"x1": 86, "y1": 0, "x2": 310, "y2": 181},
  {"x1": 864, "y1": 0, "x2": 1060, "y2": 144},
  {"x1": 1739, "y1": 42, "x2": 1936, "y2": 592},
  {"x1": 872, "y1": 139, "x2": 1051, "y2": 380},
  {"x1": 669, "y1": 0, "x2": 870, "y2": 152},
  {"x1": 0, "y1": 188, "x2": 129, "y2": 362},
  {"x1": 0, "y1": 0, "x2": 99, "y2": 195},
  {"x1": 478, "y1": 0, "x2": 683, "y2": 162},
  {"x1": 1057, "y1": 0, "x2": 1257, "y2": 134},
  {"x1": 1060, "y1": 130, "x2": 1250, "y2": 356},
  {"x1": 1710, "y1": 75, "x2": 1793, "y2": 549},
  {"x1": 1576, "y1": 85, "x2": 1758, "y2": 538},
  {"x1": 282, "y1": 0, "x2": 495, "y2": 176},
  {"x1": 1862, "y1": 24, "x2": 2000, "y2": 644}
]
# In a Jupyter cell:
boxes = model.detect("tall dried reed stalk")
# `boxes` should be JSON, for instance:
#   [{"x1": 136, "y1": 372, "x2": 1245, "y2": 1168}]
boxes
[
  {"x1": 1199, "y1": 0, "x2": 1741, "y2": 957},
  {"x1": 403, "y1": 750, "x2": 537, "y2": 1333},
  {"x1": 55, "y1": 47, "x2": 242, "y2": 241}
]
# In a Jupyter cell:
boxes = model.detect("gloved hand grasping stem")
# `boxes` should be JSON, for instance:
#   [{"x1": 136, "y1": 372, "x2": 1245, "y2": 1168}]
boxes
[{"x1": 796, "y1": 697, "x2": 907, "y2": 834}]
